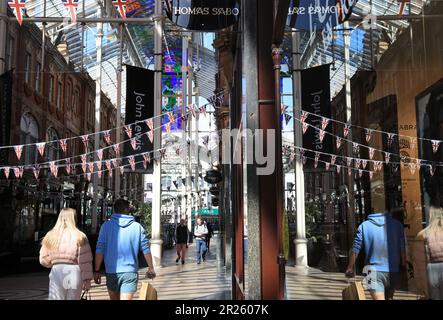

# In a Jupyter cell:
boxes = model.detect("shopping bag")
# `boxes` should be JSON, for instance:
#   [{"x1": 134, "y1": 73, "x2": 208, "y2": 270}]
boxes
[
  {"x1": 342, "y1": 281, "x2": 366, "y2": 300},
  {"x1": 139, "y1": 282, "x2": 158, "y2": 300}
]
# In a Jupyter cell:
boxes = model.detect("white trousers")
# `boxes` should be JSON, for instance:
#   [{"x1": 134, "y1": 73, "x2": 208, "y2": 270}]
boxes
[{"x1": 48, "y1": 264, "x2": 82, "y2": 300}]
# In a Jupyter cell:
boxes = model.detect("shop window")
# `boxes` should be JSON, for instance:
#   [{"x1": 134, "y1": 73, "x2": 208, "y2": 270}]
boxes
[
  {"x1": 6, "y1": 36, "x2": 14, "y2": 71},
  {"x1": 46, "y1": 127, "x2": 60, "y2": 162},
  {"x1": 24, "y1": 53, "x2": 31, "y2": 85},
  {"x1": 49, "y1": 75, "x2": 55, "y2": 103},
  {"x1": 57, "y1": 81, "x2": 62, "y2": 109},
  {"x1": 20, "y1": 113, "x2": 39, "y2": 165},
  {"x1": 35, "y1": 62, "x2": 41, "y2": 93}
]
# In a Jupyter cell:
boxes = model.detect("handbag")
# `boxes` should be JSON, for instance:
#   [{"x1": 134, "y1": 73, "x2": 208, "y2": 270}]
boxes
[
  {"x1": 139, "y1": 281, "x2": 158, "y2": 300},
  {"x1": 342, "y1": 280, "x2": 366, "y2": 300},
  {"x1": 80, "y1": 290, "x2": 91, "y2": 301}
]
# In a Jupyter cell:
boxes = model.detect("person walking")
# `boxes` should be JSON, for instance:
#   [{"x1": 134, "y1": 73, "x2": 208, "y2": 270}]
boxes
[
  {"x1": 345, "y1": 191, "x2": 406, "y2": 300},
  {"x1": 205, "y1": 221, "x2": 214, "y2": 252},
  {"x1": 39, "y1": 208, "x2": 93, "y2": 300},
  {"x1": 194, "y1": 218, "x2": 208, "y2": 264},
  {"x1": 94, "y1": 199, "x2": 156, "y2": 300},
  {"x1": 176, "y1": 219, "x2": 188, "y2": 265},
  {"x1": 417, "y1": 206, "x2": 443, "y2": 300}
]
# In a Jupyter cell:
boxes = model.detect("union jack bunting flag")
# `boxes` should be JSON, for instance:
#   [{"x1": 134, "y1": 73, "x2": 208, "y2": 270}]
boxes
[
  {"x1": 37, "y1": 142, "x2": 46, "y2": 158},
  {"x1": 65, "y1": 160, "x2": 71, "y2": 175},
  {"x1": 14, "y1": 167, "x2": 21, "y2": 179},
  {"x1": 352, "y1": 142, "x2": 359, "y2": 154},
  {"x1": 159, "y1": 149, "x2": 167, "y2": 160},
  {"x1": 384, "y1": 152, "x2": 391, "y2": 164},
  {"x1": 97, "y1": 171, "x2": 102, "y2": 179},
  {"x1": 124, "y1": 125, "x2": 133, "y2": 139},
  {"x1": 319, "y1": 130, "x2": 326, "y2": 143},
  {"x1": 187, "y1": 105, "x2": 196, "y2": 118},
  {"x1": 50, "y1": 162, "x2": 58, "y2": 177},
  {"x1": 431, "y1": 140, "x2": 441, "y2": 154},
  {"x1": 300, "y1": 111, "x2": 309, "y2": 123},
  {"x1": 365, "y1": 129, "x2": 373, "y2": 143},
  {"x1": 302, "y1": 122, "x2": 309, "y2": 134},
  {"x1": 33, "y1": 166, "x2": 40, "y2": 179},
  {"x1": 167, "y1": 112, "x2": 176, "y2": 125},
  {"x1": 199, "y1": 106, "x2": 207, "y2": 118},
  {"x1": 148, "y1": 131, "x2": 154, "y2": 143},
  {"x1": 321, "y1": 118, "x2": 329, "y2": 131},
  {"x1": 3, "y1": 167, "x2": 10, "y2": 179},
  {"x1": 387, "y1": 133, "x2": 395, "y2": 147},
  {"x1": 97, "y1": 149, "x2": 103, "y2": 161},
  {"x1": 130, "y1": 138, "x2": 137, "y2": 150},
  {"x1": 356, "y1": 159, "x2": 361, "y2": 169},
  {"x1": 62, "y1": 0, "x2": 79, "y2": 23},
  {"x1": 369, "y1": 147, "x2": 375, "y2": 160},
  {"x1": 165, "y1": 123, "x2": 171, "y2": 134},
  {"x1": 369, "y1": 171, "x2": 374, "y2": 180},
  {"x1": 120, "y1": 166, "x2": 124, "y2": 176},
  {"x1": 343, "y1": 124, "x2": 351, "y2": 139},
  {"x1": 112, "y1": 159, "x2": 118, "y2": 168},
  {"x1": 8, "y1": 0, "x2": 27, "y2": 26},
  {"x1": 331, "y1": 155, "x2": 337, "y2": 166},
  {"x1": 336, "y1": 137, "x2": 342, "y2": 149},
  {"x1": 86, "y1": 173, "x2": 91, "y2": 182},
  {"x1": 429, "y1": 164, "x2": 436, "y2": 177},
  {"x1": 106, "y1": 160, "x2": 112, "y2": 172},
  {"x1": 89, "y1": 163, "x2": 95, "y2": 173},
  {"x1": 128, "y1": 156, "x2": 136, "y2": 171},
  {"x1": 314, "y1": 152, "x2": 320, "y2": 168},
  {"x1": 14, "y1": 145, "x2": 23, "y2": 161},
  {"x1": 362, "y1": 160, "x2": 368, "y2": 169},
  {"x1": 146, "y1": 118, "x2": 154, "y2": 131},
  {"x1": 336, "y1": 165, "x2": 341, "y2": 174},
  {"x1": 97, "y1": 161, "x2": 102, "y2": 171},
  {"x1": 60, "y1": 139, "x2": 68, "y2": 153},
  {"x1": 347, "y1": 157, "x2": 352, "y2": 168},
  {"x1": 409, "y1": 162, "x2": 417, "y2": 175},
  {"x1": 112, "y1": 0, "x2": 128, "y2": 19},
  {"x1": 143, "y1": 153, "x2": 151, "y2": 165},
  {"x1": 359, "y1": 169, "x2": 363, "y2": 178},
  {"x1": 103, "y1": 130, "x2": 112, "y2": 145},
  {"x1": 80, "y1": 135, "x2": 89, "y2": 151},
  {"x1": 325, "y1": 162, "x2": 330, "y2": 171},
  {"x1": 113, "y1": 144, "x2": 120, "y2": 157}
]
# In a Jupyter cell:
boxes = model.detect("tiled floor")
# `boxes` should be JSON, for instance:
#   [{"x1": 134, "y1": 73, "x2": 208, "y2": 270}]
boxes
[{"x1": 0, "y1": 236, "x2": 423, "y2": 300}]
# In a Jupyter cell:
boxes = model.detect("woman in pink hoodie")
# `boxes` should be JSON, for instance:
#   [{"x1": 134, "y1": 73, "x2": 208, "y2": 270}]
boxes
[{"x1": 39, "y1": 208, "x2": 93, "y2": 300}]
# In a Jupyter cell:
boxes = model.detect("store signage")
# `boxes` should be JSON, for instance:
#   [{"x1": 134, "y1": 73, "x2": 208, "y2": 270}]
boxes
[
  {"x1": 124, "y1": 65, "x2": 154, "y2": 173},
  {"x1": 287, "y1": 0, "x2": 358, "y2": 30},
  {"x1": 167, "y1": 0, "x2": 240, "y2": 31},
  {"x1": 0, "y1": 71, "x2": 12, "y2": 165},
  {"x1": 301, "y1": 64, "x2": 332, "y2": 167}
]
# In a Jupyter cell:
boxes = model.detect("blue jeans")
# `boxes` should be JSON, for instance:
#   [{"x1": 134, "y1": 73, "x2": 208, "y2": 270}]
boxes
[{"x1": 196, "y1": 239, "x2": 207, "y2": 262}]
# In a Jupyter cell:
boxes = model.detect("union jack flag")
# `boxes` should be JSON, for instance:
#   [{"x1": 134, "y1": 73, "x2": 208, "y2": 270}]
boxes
[
  {"x1": 124, "y1": 125, "x2": 133, "y2": 138},
  {"x1": 429, "y1": 164, "x2": 436, "y2": 177},
  {"x1": 143, "y1": 153, "x2": 151, "y2": 164},
  {"x1": 60, "y1": 139, "x2": 68, "y2": 153},
  {"x1": 325, "y1": 162, "x2": 330, "y2": 171},
  {"x1": 148, "y1": 131, "x2": 154, "y2": 143},
  {"x1": 98, "y1": 170, "x2": 102, "y2": 179},
  {"x1": 128, "y1": 156, "x2": 136, "y2": 171},
  {"x1": 3, "y1": 167, "x2": 10, "y2": 179},
  {"x1": 14, "y1": 145, "x2": 23, "y2": 161},
  {"x1": 37, "y1": 142, "x2": 46, "y2": 158},
  {"x1": 146, "y1": 118, "x2": 154, "y2": 131},
  {"x1": 106, "y1": 160, "x2": 112, "y2": 172},
  {"x1": 369, "y1": 147, "x2": 375, "y2": 160},
  {"x1": 336, "y1": 165, "x2": 341, "y2": 174},
  {"x1": 33, "y1": 165, "x2": 40, "y2": 179},
  {"x1": 352, "y1": 142, "x2": 359, "y2": 154},
  {"x1": 362, "y1": 160, "x2": 368, "y2": 169},
  {"x1": 187, "y1": 105, "x2": 196, "y2": 118},
  {"x1": 384, "y1": 152, "x2": 391, "y2": 164},
  {"x1": 50, "y1": 162, "x2": 58, "y2": 177},
  {"x1": 86, "y1": 173, "x2": 91, "y2": 182},
  {"x1": 89, "y1": 163, "x2": 95, "y2": 173},
  {"x1": 331, "y1": 155, "x2": 337, "y2": 166},
  {"x1": 199, "y1": 106, "x2": 207, "y2": 118},
  {"x1": 300, "y1": 111, "x2": 309, "y2": 123},
  {"x1": 343, "y1": 124, "x2": 351, "y2": 139},
  {"x1": 8, "y1": 0, "x2": 27, "y2": 26},
  {"x1": 113, "y1": 144, "x2": 120, "y2": 157},
  {"x1": 130, "y1": 138, "x2": 137, "y2": 150},
  {"x1": 80, "y1": 135, "x2": 89, "y2": 151},
  {"x1": 62, "y1": 0, "x2": 79, "y2": 23},
  {"x1": 302, "y1": 122, "x2": 309, "y2": 134},
  {"x1": 365, "y1": 129, "x2": 373, "y2": 143},
  {"x1": 431, "y1": 140, "x2": 441, "y2": 154},
  {"x1": 103, "y1": 130, "x2": 112, "y2": 145},
  {"x1": 65, "y1": 159, "x2": 71, "y2": 175},
  {"x1": 336, "y1": 137, "x2": 342, "y2": 149},
  {"x1": 97, "y1": 149, "x2": 103, "y2": 161},
  {"x1": 319, "y1": 130, "x2": 326, "y2": 143},
  {"x1": 369, "y1": 171, "x2": 374, "y2": 180},
  {"x1": 167, "y1": 112, "x2": 176, "y2": 125},
  {"x1": 321, "y1": 118, "x2": 329, "y2": 131},
  {"x1": 112, "y1": 0, "x2": 128, "y2": 20},
  {"x1": 97, "y1": 161, "x2": 102, "y2": 171}
]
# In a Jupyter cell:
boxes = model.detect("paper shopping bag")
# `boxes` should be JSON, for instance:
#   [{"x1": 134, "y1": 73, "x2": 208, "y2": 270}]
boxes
[
  {"x1": 139, "y1": 282, "x2": 158, "y2": 300},
  {"x1": 342, "y1": 281, "x2": 366, "y2": 300}
]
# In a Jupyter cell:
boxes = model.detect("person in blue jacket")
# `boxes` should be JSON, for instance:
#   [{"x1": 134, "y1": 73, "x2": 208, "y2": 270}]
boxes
[
  {"x1": 94, "y1": 199, "x2": 156, "y2": 300},
  {"x1": 346, "y1": 189, "x2": 406, "y2": 300}
]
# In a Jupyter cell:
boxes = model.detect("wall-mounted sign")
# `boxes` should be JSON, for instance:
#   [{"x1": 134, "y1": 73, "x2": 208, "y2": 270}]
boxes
[
  {"x1": 166, "y1": 0, "x2": 240, "y2": 31},
  {"x1": 287, "y1": 0, "x2": 358, "y2": 31}
]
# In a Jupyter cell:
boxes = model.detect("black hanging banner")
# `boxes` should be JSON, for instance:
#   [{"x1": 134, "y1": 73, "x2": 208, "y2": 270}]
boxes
[
  {"x1": 301, "y1": 64, "x2": 332, "y2": 167},
  {"x1": 124, "y1": 65, "x2": 154, "y2": 173},
  {"x1": 166, "y1": 0, "x2": 240, "y2": 31},
  {"x1": 0, "y1": 71, "x2": 12, "y2": 165}
]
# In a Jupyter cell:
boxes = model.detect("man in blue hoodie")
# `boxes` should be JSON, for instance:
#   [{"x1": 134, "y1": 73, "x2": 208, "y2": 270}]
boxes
[
  {"x1": 94, "y1": 199, "x2": 155, "y2": 300},
  {"x1": 346, "y1": 189, "x2": 406, "y2": 300}
]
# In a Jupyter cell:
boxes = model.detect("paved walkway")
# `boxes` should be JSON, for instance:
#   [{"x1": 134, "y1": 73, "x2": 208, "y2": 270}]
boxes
[{"x1": 0, "y1": 236, "x2": 423, "y2": 300}]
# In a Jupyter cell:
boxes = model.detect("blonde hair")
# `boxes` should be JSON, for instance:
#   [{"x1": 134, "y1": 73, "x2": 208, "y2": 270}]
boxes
[
  {"x1": 42, "y1": 208, "x2": 87, "y2": 250},
  {"x1": 418, "y1": 206, "x2": 443, "y2": 239}
]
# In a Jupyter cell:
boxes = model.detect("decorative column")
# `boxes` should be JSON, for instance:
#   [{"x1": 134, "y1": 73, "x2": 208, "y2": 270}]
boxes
[
  {"x1": 150, "y1": 0, "x2": 164, "y2": 267},
  {"x1": 92, "y1": 3, "x2": 103, "y2": 234},
  {"x1": 292, "y1": 30, "x2": 308, "y2": 268}
]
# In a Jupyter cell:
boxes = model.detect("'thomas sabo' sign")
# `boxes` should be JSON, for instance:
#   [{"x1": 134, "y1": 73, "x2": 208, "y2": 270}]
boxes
[{"x1": 166, "y1": 0, "x2": 240, "y2": 31}]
